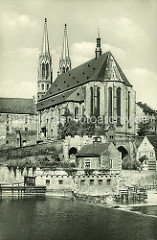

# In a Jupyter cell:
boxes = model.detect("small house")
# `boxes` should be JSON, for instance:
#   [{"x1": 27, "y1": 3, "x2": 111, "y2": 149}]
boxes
[
  {"x1": 136, "y1": 136, "x2": 157, "y2": 170},
  {"x1": 76, "y1": 142, "x2": 122, "y2": 170}
]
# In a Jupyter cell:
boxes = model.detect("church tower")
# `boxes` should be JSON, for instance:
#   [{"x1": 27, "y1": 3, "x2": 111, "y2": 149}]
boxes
[
  {"x1": 95, "y1": 28, "x2": 102, "y2": 59},
  {"x1": 37, "y1": 18, "x2": 53, "y2": 101},
  {"x1": 59, "y1": 23, "x2": 71, "y2": 75}
]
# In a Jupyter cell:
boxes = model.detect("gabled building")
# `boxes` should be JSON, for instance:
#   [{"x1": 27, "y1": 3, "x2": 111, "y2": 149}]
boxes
[
  {"x1": 76, "y1": 142, "x2": 122, "y2": 171},
  {"x1": 0, "y1": 97, "x2": 37, "y2": 149},
  {"x1": 37, "y1": 24, "x2": 136, "y2": 140},
  {"x1": 136, "y1": 135, "x2": 157, "y2": 170}
]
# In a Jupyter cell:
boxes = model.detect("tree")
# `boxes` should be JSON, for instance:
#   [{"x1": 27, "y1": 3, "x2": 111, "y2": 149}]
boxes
[
  {"x1": 95, "y1": 123, "x2": 106, "y2": 136},
  {"x1": 137, "y1": 121, "x2": 152, "y2": 136},
  {"x1": 57, "y1": 122, "x2": 64, "y2": 139}
]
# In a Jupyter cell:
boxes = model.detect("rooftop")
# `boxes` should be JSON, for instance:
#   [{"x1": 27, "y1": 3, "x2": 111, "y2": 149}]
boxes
[
  {"x1": 0, "y1": 98, "x2": 37, "y2": 115},
  {"x1": 76, "y1": 143, "x2": 111, "y2": 157},
  {"x1": 37, "y1": 51, "x2": 132, "y2": 110}
]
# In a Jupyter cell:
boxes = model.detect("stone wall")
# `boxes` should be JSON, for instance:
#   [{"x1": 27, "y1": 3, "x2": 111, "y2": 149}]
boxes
[
  {"x1": 0, "y1": 166, "x2": 156, "y2": 195},
  {"x1": 0, "y1": 140, "x2": 63, "y2": 162},
  {"x1": 0, "y1": 113, "x2": 37, "y2": 149},
  {"x1": 0, "y1": 166, "x2": 120, "y2": 195}
]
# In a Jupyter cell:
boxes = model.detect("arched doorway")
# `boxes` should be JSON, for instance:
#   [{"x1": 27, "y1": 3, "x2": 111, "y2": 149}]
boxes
[
  {"x1": 117, "y1": 146, "x2": 130, "y2": 170},
  {"x1": 69, "y1": 147, "x2": 77, "y2": 158},
  {"x1": 117, "y1": 146, "x2": 128, "y2": 159}
]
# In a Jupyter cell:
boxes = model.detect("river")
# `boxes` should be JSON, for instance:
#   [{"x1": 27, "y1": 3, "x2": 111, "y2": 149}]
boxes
[{"x1": 0, "y1": 197, "x2": 157, "y2": 240}]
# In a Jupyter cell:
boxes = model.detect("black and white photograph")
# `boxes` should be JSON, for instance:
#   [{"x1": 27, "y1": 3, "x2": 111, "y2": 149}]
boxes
[{"x1": 0, "y1": 0, "x2": 157, "y2": 239}]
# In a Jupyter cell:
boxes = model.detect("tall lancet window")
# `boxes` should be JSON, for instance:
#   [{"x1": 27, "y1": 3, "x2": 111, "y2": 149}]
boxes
[
  {"x1": 116, "y1": 87, "x2": 121, "y2": 125},
  {"x1": 128, "y1": 91, "x2": 131, "y2": 127},
  {"x1": 108, "y1": 87, "x2": 112, "y2": 121},
  {"x1": 90, "y1": 87, "x2": 94, "y2": 116},
  {"x1": 75, "y1": 107, "x2": 79, "y2": 119},
  {"x1": 46, "y1": 63, "x2": 49, "y2": 79},
  {"x1": 42, "y1": 63, "x2": 45, "y2": 78},
  {"x1": 97, "y1": 87, "x2": 100, "y2": 116}
]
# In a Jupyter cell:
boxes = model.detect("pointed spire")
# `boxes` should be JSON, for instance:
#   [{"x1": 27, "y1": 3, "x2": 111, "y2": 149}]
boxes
[
  {"x1": 41, "y1": 18, "x2": 50, "y2": 55},
  {"x1": 95, "y1": 27, "x2": 102, "y2": 59},
  {"x1": 37, "y1": 18, "x2": 53, "y2": 101},
  {"x1": 59, "y1": 23, "x2": 71, "y2": 75}
]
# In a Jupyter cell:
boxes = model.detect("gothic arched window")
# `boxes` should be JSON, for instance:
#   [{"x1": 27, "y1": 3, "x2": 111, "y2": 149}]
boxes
[
  {"x1": 75, "y1": 107, "x2": 79, "y2": 119},
  {"x1": 90, "y1": 87, "x2": 94, "y2": 116},
  {"x1": 62, "y1": 67, "x2": 65, "y2": 73},
  {"x1": 58, "y1": 109, "x2": 61, "y2": 120},
  {"x1": 97, "y1": 87, "x2": 100, "y2": 117},
  {"x1": 41, "y1": 84, "x2": 44, "y2": 91},
  {"x1": 108, "y1": 87, "x2": 112, "y2": 121},
  {"x1": 82, "y1": 106, "x2": 85, "y2": 116},
  {"x1": 46, "y1": 63, "x2": 49, "y2": 79},
  {"x1": 128, "y1": 91, "x2": 131, "y2": 126},
  {"x1": 42, "y1": 63, "x2": 45, "y2": 78},
  {"x1": 116, "y1": 87, "x2": 121, "y2": 125},
  {"x1": 47, "y1": 84, "x2": 49, "y2": 90}
]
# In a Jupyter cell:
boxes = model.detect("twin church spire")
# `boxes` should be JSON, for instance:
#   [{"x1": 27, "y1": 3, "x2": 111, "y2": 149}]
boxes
[
  {"x1": 37, "y1": 18, "x2": 53, "y2": 101},
  {"x1": 59, "y1": 23, "x2": 71, "y2": 75},
  {"x1": 37, "y1": 18, "x2": 102, "y2": 101}
]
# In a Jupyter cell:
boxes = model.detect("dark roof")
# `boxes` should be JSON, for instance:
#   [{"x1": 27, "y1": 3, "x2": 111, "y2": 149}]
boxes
[
  {"x1": 37, "y1": 88, "x2": 84, "y2": 111},
  {"x1": 137, "y1": 102, "x2": 156, "y2": 115},
  {"x1": 51, "y1": 52, "x2": 132, "y2": 97},
  {"x1": 76, "y1": 143, "x2": 111, "y2": 157},
  {"x1": 0, "y1": 98, "x2": 37, "y2": 115},
  {"x1": 37, "y1": 51, "x2": 132, "y2": 110}
]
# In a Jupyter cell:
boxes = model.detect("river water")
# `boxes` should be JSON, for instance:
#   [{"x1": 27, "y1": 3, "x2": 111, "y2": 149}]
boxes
[{"x1": 0, "y1": 197, "x2": 157, "y2": 240}]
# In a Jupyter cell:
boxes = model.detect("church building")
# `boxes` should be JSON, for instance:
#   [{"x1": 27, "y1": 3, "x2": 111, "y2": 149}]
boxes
[{"x1": 37, "y1": 19, "x2": 136, "y2": 140}]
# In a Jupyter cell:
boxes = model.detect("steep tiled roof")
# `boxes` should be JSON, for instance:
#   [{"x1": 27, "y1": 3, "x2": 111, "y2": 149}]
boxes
[
  {"x1": 0, "y1": 98, "x2": 36, "y2": 115},
  {"x1": 37, "y1": 88, "x2": 83, "y2": 111},
  {"x1": 37, "y1": 51, "x2": 132, "y2": 110},
  {"x1": 76, "y1": 143, "x2": 111, "y2": 157},
  {"x1": 40, "y1": 52, "x2": 132, "y2": 101},
  {"x1": 137, "y1": 102, "x2": 156, "y2": 115}
]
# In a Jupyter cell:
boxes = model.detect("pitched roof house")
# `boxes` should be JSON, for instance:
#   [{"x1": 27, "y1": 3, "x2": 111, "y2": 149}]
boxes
[
  {"x1": 76, "y1": 142, "x2": 122, "y2": 171},
  {"x1": 136, "y1": 135, "x2": 157, "y2": 170}
]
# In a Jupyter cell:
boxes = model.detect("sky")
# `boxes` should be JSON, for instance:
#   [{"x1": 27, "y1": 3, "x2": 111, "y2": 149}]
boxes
[{"x1": 0, "y1": 0, "x2": 157, "y2": 108}]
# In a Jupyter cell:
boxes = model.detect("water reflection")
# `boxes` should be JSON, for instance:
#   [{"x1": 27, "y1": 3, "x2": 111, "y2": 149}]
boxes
[{"x1": 0, "y1": 197, "x2": 157, "y2": 240}]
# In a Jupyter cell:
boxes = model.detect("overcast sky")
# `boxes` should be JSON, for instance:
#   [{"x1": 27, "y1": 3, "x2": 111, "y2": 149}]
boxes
[{"x1": 0, "y1": 0, "x2": 157, "y2": 108}]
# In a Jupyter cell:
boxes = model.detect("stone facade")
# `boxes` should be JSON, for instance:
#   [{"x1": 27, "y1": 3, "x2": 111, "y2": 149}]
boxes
[
  {"x1": 0, "y1": 98, "x2": 37, "y2": 149},
  {"x1": 136, "y1": 136, "x2": 157, "y2": 170},
  {"x1": 0, "y1": 166, "x2": 120, "y2": 196},
  {"x1": 36, "y1": 23, "x2": 136, "y2": 141}
]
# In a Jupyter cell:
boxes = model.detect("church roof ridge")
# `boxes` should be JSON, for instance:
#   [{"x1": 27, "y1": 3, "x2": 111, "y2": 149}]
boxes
[
  {"x1": 39, "y1": 52, "x2": 109, "y2": 102},
  {"x1": 37, "y1": 51, "x2": 133, "y2": 110}
]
